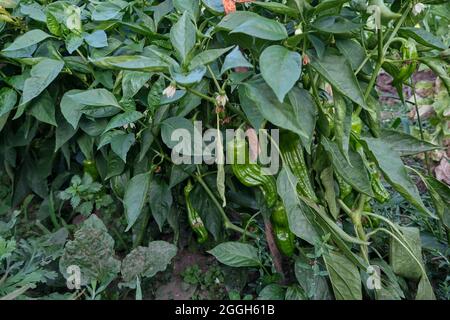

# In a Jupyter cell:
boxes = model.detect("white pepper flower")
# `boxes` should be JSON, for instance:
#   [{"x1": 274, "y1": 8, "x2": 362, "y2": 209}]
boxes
[
  {"x1": 215, "y1": 94, "x2": 228, "y2": 108},
  {"x1": 412, "y1": 3, "x2": 426, "y2": 16},
  {"x1": 162, "y1": 83, "x2": 177, "y2": 98}
]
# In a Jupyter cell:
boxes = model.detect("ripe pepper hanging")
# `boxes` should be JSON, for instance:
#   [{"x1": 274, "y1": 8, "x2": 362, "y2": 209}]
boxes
[{"x1": 184, "y1": 180, "x2": 209, "y2": 244}]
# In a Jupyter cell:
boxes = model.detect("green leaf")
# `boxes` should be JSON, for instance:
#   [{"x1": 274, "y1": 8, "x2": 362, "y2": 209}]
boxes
[
  {"x1": 0, "y1": 87, "x2": 17, "y2": 117},
  {"x1": 122, "y1": 71, "x2": 152, "y2": 99},
  {"x1": 285, "y1": 285, "x2": 307, "y2": 300},
  {"x1": 190, "y1": 177, "x2": 223, "y2": 240},
  {"x1": 84, "y1": 30, "x2": 108, "y2": 48},
  {"x1": 323, "y1": 250, "x2": 362, "y2": 300},
  {"x1": 253, "y1": 1, "x2": 299, "y2": 17},
  {"x1": 258, "y1": 284, "x2": 286, "y2": 300},
  {"x1": 399, "y1": 27, "x2": 447, "y2": 50},
  {"x1": 149, "y1": 178, "x2": 173, "y2": 231},
  {"x1": 61, "y1": 89, "x2": 121, "y2": 129},
  {"x1": 242, "y1": 80, "x2": 316, "y2": 148},
  {"x1": 422, "y1": 58, "x2": 450, "y2": 93},
  {"x1": 321, "y1": 137, "x2": 373, "y2": 196},
  {"x1": 70, "y1": 88, "x2": 121, "y2": 108},
  {"x1": 424, "y1": 175, "x2": 450, "y2": 229},
  {"x1": 65, "y1": 33, "x2": 84, "y2": 54},
  {"x1": 90, "y1": 55, "x2": 171, "y2": 72},
  {"x1": 170, "y1": 12, "x2": 196, "y2": 63},
  {"x1": 160, "y1": 117, "x2": 203, "y2": 156},
  {"x1": 313, "y1": 0, "x2": 350, "y2": 13},
  {"x1": 363, "y1": 137, "x2": 433, "y2": 217},
  {"x1": 2, "y1": 29, "x2": 52, "y2": 51},
  {"x1": 124, "y1": 172, "x2": 151, "y2": 232},
  {"x1": 28, "y1": 90, "x2": 57, "y2": 126},
  {"x1": 121, "y1": 241, "x2": 177, "y2": 283},
  {"x1": 208, "y1": 242, "x2": 261, "y2": 267},
  {"x1": 20, "y1": 59, "x2": 64, "y2": 106},
  {"x1": 221, "y1": 46, "x2": 253, "y2": 74},
  {"x1": 60, "y1": 89, "x2": 85, "y2": 129},
  {"x1": 111, "y1": 133, "x2": 135, "y2": 162},
  {"x1": 217, "y1": 11, "x2": 288, "y2": 41},
  {"x1": 189, "y1": 46, "x2": 233, "y2": 69},
  {"x1": 287, "y1": 87, "x2": 317, "y2": 151},
  {"x1": 295, "y1": 255, "x2": 333, "y2": 299},
  {"x1": 312, "y1": 16, "x2": 363, "y2": 34},
  {"x1": 378, "y1": 129, "x2": 441, "y2": 156},
  {"x1": 103, "y1": 111, "x2": 143, "y2": 133},
  {"x1": 260, "y1": 45, "x2": 302, "y2": 102},
  {"x1": 390, "y1": 226, "x2": 423, "y2": 280},
  {"x1": 277, "y1": 167, "x2": 320, "y2": 245},
  {"x1": 91, "y1": 0, "x2": 127, "y2": 21},
  {"x1": 336, "y1": 39, "x2": 371, "y2": 73},
  {"x1": 55, "y1": 114, "x2": 77, "y2": 151},
  {"x1": 238, "y1": 85, "x2": 265, "y2": 129},
  {"x1": 308, "y1": 49, "x2": 367, "y2": 109},
  {"x1": 170, "y1": 65, "x2": 206, "y2": 86},
  {"x1": 416, "y1": 276, "x2": 436, "y2": 300},
  {"x1": 173, "y1": 0, "x2": 200, "y2": 21}
]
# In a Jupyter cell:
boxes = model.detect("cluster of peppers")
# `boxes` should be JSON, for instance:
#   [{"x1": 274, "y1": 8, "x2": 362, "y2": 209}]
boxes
[{"x1": 226, "y1": 134, "x2": 317, "y2": 257}]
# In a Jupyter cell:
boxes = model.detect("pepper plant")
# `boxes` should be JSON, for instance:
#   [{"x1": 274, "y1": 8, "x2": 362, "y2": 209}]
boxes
[{"x1": 0, "y1": 0, "x2": 449, "y2": 300}]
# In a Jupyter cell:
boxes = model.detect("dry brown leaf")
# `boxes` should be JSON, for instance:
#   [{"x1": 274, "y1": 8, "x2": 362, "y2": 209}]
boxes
[{"x1": 435, "y1": 157, "x2": 450, "y2": 185}]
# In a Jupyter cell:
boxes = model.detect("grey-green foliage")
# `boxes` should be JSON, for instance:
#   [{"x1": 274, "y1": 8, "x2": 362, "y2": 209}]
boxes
[
  {"x1": 120, "y1": 241, "x2": 177, "y2": 284},
  {"x1": 59, "y1": 215, "x2": 120, "y2": 286}
]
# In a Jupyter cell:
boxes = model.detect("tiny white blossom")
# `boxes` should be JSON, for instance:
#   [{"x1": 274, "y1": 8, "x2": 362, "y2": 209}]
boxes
[
  {"x1": 412, "y1": 3, "x2": 426, "y2": 16},
  {"x1": 294, "y1": 25, "x2": 303, "y2": 36},
  {"x1": 129, "y1": 123, "x2": 136, "y2": 129},
  {"x1": 162, "y1": 84, "x2": 176, "y2": 98},
  {"x1": 215, "y1": 94, "x2": 228, "y2": 108}
]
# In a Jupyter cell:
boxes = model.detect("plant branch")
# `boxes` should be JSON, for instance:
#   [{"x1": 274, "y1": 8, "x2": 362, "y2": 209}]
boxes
[{"x1": 194, "y1": 169, "x2": 257, "y2": 239}]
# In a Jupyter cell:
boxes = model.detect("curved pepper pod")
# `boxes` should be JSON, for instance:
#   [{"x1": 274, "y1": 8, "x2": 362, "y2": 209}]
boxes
[
  {"x1": 184, "y1": 180, "x2": 209, "y2": 244},
  {"x1": 279, "y1": 132, "x2": 318, "y2": 202},
  {"x1": 271, "y1": 202, "x2": 295, "y2": 257},
  {"x1": 368, "y1": 163, "x2": 390, "y2": 203},
  {"x1": 227, "y1": 137, "x2": 278, "y2": 207}
]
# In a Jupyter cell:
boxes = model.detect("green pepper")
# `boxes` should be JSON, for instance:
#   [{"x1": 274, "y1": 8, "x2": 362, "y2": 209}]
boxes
[
  {"x1": 271, "y1": 202, "x2": 295, "y2": 257},
  {"x1": 393, "y1": 39, "x2": 418, "y2": 86},
  {"x1": 227, "y1": 137, "x2": 278, "y2": 207},
  {"x1": 83, "y1": 159, "x2": 99, "y2": 180},
  {"x1": 351, "y1": 114, "x2": 363, "y2": 135},
  {"x1": 368, "y1": 163, "x2": 390, "y2": 203},
  {"x1": 184, "y1": 180, "x2": 209, "y2": 244},
  {"x1": 336, "y1": 172, "x2": 352, "y2": 199},
  {"x1": 279, "y1": 132, "x2": 318, "y2": 202}
]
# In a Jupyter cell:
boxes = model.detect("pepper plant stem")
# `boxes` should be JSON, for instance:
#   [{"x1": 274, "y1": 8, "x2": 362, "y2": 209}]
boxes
[{"x1": 194, "y1": 170, "x2": 257, "y2": 239}]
